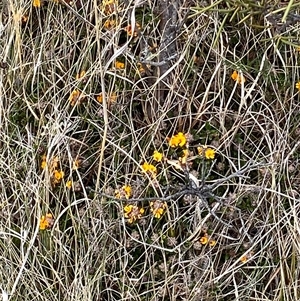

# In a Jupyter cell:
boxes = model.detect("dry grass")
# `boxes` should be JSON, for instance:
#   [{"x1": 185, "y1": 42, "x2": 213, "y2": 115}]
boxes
[{"x1": 1, "y1": 0, "x2": 300, "y2": 300}]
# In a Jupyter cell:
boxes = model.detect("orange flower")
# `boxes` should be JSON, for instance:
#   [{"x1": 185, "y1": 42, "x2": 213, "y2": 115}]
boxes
[
  {"x1": 200, "y1": 235, "x2": 208, "y2": 245},
  {"x1": 102, "y1": 0, "x2": 118, "y2": 14},
  {"x1": 75, "y1": 70, "x2": 86, "y2": 80},
  {"x1": 39, "y1": 213, "x2": 54, "y2": 230},
  {"x1": 209, "y1": 240, "x2": 216, "y2": 247},
  {"x1": 231, "y1": 70, "x2": 245, "y2": 84},
  {"x1": 115, "y1": 61, "x2": 125, "y2": 69},
  {"x1": 124, "y1": 23, "x2": 141, "y2": 37},
  {"x1": 54, "y1": 170, "x2": 64, "y2": 181},
  {"x1": 33, "y1": 0, "x2": 42, "y2": 7},
  {"x1": 104, "y1": 19, "x2": 117, "y2": 29},
  {"x1": 69, "y1": 89, "x2": 84, "y2": 106},
  {"x1": 97, "y1": 92, "x2": 117, "y2": 104}
]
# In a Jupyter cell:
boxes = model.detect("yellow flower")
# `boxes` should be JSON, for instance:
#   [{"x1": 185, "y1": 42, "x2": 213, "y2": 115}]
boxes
[
  {"x1": 75, "y1": 70, "x2": 86, "y2": 80},
  {"x1": 33, "y1": 0, "x2": 41, "y2": 7},
  {"x1": 167, "y1": 132, "x2": 187, "y2": 148},
  {"x1": 296, "y1": 81, "x2": 300, "y2": 91},
  {"x1": 153, "y1": 150, "x2": 163, "y2": 162},
  {"x1": 54, "y1": 170, "x2": 64, "y2": 181},
  {"x1": 122, "y1": 185, "x2": 132, "y2": 199},
  {"x1": 209, "y1": 240, "x2": 216, "y2": 247},
  {"x1": 141, "y1": 162, "x2": 157, "y2": 177},
  {"x1": 66, "y1": 180, "x2": 73, "y2": 189},
  {"x1": 200, "y1": 235, "x2": 208, "y2": 245},
  {"x1": 41, "y1": 160, "x2": 47, "y2": 169},
  {"x1": 205, "y1": 148, "x2": 215, "y2": 160},
  {"x1": 231, "y1": 70, "x2": 245, "y2": 84},
  {"x1": 150, "y1": 200, "x2": 167, "y2": 218},
  {"x1": 115, "y1": 185, "x2": 132, "y2": 199},
  {"x1": 124, "y1": 204, "x2": 144, "y2": 223},
  {"x1": 115, "y1": 61, "x2": 125, "y2": 69},
  {"x1": 39, "y1": 213, "x2": 54, "y2": 230},
  {"x1": 197, "y1": 146, "x2": 216, "y2": 160},
  {"x1": 41, "y1": 155, "x2": 47, "y2": 169}
]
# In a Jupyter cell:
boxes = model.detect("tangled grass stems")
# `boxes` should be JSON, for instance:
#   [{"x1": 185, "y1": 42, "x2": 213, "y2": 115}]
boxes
[{"x1": 1, "y1": 0, "x2": 300, "y2": 300}]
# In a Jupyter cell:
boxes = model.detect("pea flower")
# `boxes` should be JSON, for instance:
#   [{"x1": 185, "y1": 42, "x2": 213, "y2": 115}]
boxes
[
  {"x1": 124, "y1": 204, "x2": 144, "y2": 223},
  {"x1": 197, "y1": 146, "x2": 216, "y2": 160},
  {"x1": 153, "y1": 150, "x2": 163, "y2": 162},
  {"x1": 231, "y1": 70, "x2": 245, "y2": 84},
  {"x1": 66, "y1": 180, "x2": 73, "y2": 189},
  {"x1": 150, "y1": 200, "x2": 167, "y2": 218},
  {"x1": 115, "y1": 185, "x2": 132, "y2": 199},
  {"x1": 115, "y1": 61, "x2": 125, "y2": 69},
  {"x1": 167, "y1": 132, "x2": 187, "y2": 148},
  {"x1": 141, "y1": 162, "x2": 157, "y2": 177},
  {"x1": 39, "y1": 213, "x2": 54, "y2": 230}
]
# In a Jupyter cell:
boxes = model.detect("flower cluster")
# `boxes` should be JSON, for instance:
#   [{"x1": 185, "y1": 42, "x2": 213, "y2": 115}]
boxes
[
  {"x1": 231, "y1": 70, "x2": 245, "y2": 84},
  {"x1": 141, "y1": 162, "x2": 157, "y2": 177},
  {"x1": 115, "y1": 185, "x2": 132, "y2": 199},
  {"x1": 41, "y1": 155, "x2": 64, "y2": 186},
  {"x1": 150, "y1": 200, "x2": 167, "y2": 219},
  {"x1": 296, "y1": 81, "x2": 300, "y2": 91},
  {"x1": 124, "y1": 23, "x2": 141, "y2": 37},
  {"x1": 124, "y1": 204, "x2": 144, "y2": 223},
  {"x1": 39, "y1": 213, "x2": 54, "y2": 230},
  {"x1": 199, "y1": 233, "x2": 216, "y2": 247}
]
